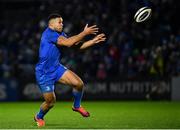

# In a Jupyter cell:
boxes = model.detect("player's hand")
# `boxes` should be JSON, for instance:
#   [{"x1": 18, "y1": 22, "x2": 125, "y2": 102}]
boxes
[
  {"x1": 83, "y1": 24, "x2": 99, "y2": 35},
  {"x1": 92, "y1": 33, "x2": 106, "y2": 44}
]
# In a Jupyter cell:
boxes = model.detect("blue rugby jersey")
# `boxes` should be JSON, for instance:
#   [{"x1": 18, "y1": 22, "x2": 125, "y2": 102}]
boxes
[{"x1": 36, "y1": 27, "x2": 67, "y2": 73}]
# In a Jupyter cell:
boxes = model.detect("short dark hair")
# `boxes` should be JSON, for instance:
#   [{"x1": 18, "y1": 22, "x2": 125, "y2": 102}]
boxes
[{"x1": 48, "y1": 13, "x2": 61, "y2": 21}]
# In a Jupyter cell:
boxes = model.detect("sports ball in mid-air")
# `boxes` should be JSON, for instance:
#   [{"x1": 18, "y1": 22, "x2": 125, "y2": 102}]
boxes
[{"x1": 134, "y1": 6, "x2": 152, "y2": 23}]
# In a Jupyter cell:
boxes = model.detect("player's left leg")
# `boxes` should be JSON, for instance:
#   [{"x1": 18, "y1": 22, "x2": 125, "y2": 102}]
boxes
[
  {"x1": 34, "y1": 92, "x2": 56, "y2": 127},
  {"x1": 57, "y1": 69, "x2": 90, "y2": 117},
  {"x1": 37, "y1": 92, "x2": 56, "y2": 119}
]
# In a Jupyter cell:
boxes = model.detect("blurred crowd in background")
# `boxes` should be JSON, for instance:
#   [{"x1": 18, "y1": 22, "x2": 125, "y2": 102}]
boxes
[{"x1": 0, "y1": 0, "x2": 180, "y2": 81}]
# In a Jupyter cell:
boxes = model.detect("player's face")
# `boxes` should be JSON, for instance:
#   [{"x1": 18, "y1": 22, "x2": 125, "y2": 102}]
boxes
[{"x1": 54, "y1": 17, "x2": 63, "y2": 32}]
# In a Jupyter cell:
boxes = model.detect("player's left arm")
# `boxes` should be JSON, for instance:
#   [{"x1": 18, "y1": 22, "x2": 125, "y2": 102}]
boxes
[
  {"x1": 80, "y1": 33, "x2": 106, "y2": 49},
  {"x1": 57, "y1": 24, "x2": 98, "y2": 47}
]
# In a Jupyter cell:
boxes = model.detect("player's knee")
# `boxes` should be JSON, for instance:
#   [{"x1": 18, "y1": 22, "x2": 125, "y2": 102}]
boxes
[
  {"x1": 46, "y1": 98, "x2": 56, "y2": 108},
  {"x1": 49, "y1": 102, "x2": 55, "y2": 108},
  {"x1": 50, "y1": 99, "x2": 56, "y2": 108},
  {"x1": 74, "y1": 80, "x2": 84, "y2": 91}
]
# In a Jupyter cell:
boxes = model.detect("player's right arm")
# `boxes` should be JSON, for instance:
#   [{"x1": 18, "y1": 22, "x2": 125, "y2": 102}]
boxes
[
  {"x1": 57, "y1": 24, "x2": 98, "y2": 47},
  {"x1": 80, "y1": 33, "x2": 106, "y2": 49}
]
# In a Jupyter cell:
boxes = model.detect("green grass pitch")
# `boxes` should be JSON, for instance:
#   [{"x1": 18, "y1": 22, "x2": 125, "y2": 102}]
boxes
[{"x1": 0, "y1": 101, "x2": 180, "y2": 129}]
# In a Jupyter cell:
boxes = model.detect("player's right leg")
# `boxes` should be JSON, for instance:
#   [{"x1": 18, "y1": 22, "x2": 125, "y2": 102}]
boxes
[
  {"x1": 34, "y1": 92, "x2": 56, "y2": 127},
  {"x1": 57, "y1": 69, "x2": 90, "y2": 117}
]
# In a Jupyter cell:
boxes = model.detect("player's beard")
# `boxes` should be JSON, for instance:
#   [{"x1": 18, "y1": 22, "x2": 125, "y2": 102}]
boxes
[{"x1": 57, "y1": 27, "x2": 62, "y2": 32}]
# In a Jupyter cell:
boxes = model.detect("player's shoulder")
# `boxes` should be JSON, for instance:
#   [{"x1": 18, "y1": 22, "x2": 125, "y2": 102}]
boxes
[
  {"x1": 43, "y1": 27, "x2": 55, "y2": 35},
  {"x1": 41, "y1": 28, "x2": 56, "y2": 39},
  {"x1": 42, "y1": 27, "x2": 67, "y2": 39}
]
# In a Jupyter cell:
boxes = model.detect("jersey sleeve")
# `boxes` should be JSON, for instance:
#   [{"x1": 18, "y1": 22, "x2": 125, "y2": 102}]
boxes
[
  {"x1": 49, "y1": 31, "x2": 60, "y2": 44},
  {"x1": 49, "y1": 31, "x2": 68, "y2": 44},
  {"x1": 61, "y1": 32, "x2": 68, "y2": 38}
]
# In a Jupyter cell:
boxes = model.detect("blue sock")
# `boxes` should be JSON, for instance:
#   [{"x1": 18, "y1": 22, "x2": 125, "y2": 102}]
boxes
[
  {"x1": 36, "y1": 108, "x2": 49, "y2": 119},
  {"x1": 72, "y1": 89, "x2": 83, "y2": 108}
]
